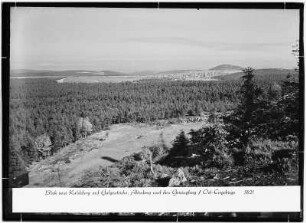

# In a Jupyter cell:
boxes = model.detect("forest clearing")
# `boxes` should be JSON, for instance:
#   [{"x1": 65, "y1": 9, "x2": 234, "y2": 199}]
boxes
[{"x1": 26, "y1": 120, "x2": 207, "y2": 187}]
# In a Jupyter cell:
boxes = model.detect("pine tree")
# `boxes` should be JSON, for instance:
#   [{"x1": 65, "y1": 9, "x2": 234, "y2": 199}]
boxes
[
  {"x1": 171, "y1": 130, "x2": 189, "y2": 156},
  {"x1": 240, "y1": 67, "x2": 263, "y2": 116}
]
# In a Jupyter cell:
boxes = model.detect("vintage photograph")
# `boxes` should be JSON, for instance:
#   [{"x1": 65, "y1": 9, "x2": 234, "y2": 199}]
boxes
[{"x1": 7, "y1": 5, "x2": 301, "y2": 192}]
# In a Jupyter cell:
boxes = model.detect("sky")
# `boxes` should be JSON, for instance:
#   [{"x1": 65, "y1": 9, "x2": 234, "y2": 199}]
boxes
[{"x1": 10, "y1": 7, "x2": 299, "y2": 72}]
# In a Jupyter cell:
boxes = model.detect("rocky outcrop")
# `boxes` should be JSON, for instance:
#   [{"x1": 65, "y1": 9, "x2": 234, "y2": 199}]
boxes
[{"x1": 168, "y1": 168, "x2": 187, "y2": 187}]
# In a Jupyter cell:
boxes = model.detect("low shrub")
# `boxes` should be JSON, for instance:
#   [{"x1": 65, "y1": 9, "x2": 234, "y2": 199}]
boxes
[
  {"x1": 231, "y1": 148, "x2": 246, "y2": 166},
  {"x1": 244, "y1": 139, "x2": 274, "y2": 166},
  {"x1": 64, "y1": 158, "x2": 71, "y2": 164},
  {"x1": 190, "y1": 125, "x2": 230, "y2": 168},
  {"x1": 271, "y1": 149, "x2": 297, "y2": 175},
  {"x1": 148, "y1": 146, "x2": 169, "y2": 161},
  {"x1": 232, "y1": 139, "x2": 298, "y2": 169}
]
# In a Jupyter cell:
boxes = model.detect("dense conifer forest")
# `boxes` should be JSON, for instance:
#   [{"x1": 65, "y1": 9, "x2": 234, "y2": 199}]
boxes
[{"x1": 9, "y1": 70, "x2": 298, "y2": 170}]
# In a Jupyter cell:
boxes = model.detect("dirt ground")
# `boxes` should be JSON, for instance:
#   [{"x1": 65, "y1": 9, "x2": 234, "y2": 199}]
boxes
[{"x1": 26, "y1": 121, "x2": 208, "y2": 187}]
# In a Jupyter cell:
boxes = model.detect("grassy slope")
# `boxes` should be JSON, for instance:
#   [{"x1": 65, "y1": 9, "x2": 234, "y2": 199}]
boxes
[{"x1": 26, "y1": 120, "x2": 208, "y2": 187}]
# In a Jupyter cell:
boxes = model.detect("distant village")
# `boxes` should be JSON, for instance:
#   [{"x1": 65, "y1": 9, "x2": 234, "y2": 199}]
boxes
[{"x1": 155, "y1": 70, "x2": 233, "y2": 81}]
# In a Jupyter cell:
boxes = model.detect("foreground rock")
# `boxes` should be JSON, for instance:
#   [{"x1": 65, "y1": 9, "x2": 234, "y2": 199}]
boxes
[{"x1": 168, "y1": 168, "x2": 187, "y2": 187}]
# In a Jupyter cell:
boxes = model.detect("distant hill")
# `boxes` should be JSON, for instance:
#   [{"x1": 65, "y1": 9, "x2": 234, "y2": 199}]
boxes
[
  {"x1": 10, "y1": 69, "x2": 57, "y2": 77},
  {"x1": 128, "y1": 70, "x2": 158, "y2": 76},
  {"x1": 99, "y1": 70, "x2": 127, "y2": 76},
  {"x1": 210, "y1": 64, "x2": 244, "y2": 71},
  {"x1": 215, "y1": 68, "x2": 298, "y2": 81},
  {"x1": 156, "y1": 70, "x2": 202, "y2": 75},
  {"x1": 10, "y1": 69, "x2": 127, "y2": 77}
]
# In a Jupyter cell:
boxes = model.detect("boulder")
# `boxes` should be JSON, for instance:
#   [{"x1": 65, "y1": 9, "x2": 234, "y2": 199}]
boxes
[{"x1": 168, "y1": 168, "x2": 187, "y2": 187}]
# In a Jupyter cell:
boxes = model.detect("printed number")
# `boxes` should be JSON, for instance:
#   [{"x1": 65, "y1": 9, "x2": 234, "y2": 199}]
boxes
[{"x1": 244, "y1": 190, "x2": 254, "y2": 194}]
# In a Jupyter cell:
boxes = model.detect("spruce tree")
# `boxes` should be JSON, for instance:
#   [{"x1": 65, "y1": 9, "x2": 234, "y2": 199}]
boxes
[
  {"x1": 225, "y1": 67, "x2": 263, "y2": 147},
  {"x1": 172, "y1": 130, "x2": 189, "y2": 156}
]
